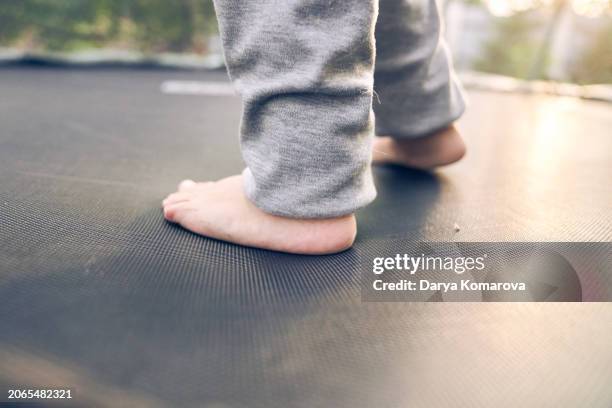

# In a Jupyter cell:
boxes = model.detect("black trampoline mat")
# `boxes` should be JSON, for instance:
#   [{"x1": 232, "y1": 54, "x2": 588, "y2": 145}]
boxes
[{"x1": 1, "y1": 67, "x2": 611, "y2": 407}]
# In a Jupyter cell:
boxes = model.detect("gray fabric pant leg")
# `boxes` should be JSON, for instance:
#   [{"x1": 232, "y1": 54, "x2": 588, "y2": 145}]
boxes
[
  {"x1": 374, "y1": 0, "x2": 466, "y2": 138},
  {"x1": 213, "y1": 0, "x2": 378, "y2": 219},
  {"x1": 213, "y1": 0, "x2": 464, "y2": 219}
]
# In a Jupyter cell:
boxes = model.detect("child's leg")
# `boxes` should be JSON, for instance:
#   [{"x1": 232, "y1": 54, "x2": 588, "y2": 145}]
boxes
[
  {"x1": 163, "y1": 0, "x2": 379, "y2": 254},
  {"x1": 372, "y1": 0, "x2": 467, "y2": 168}
]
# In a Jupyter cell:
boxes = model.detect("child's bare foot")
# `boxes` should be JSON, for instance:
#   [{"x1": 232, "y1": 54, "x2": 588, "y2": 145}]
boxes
[
  {"x1": 162, "y1": 175, "x2": 356, "y2": 255},
  {"x1": 372, "y1": 125, "x2": 466, "y2": 169}
]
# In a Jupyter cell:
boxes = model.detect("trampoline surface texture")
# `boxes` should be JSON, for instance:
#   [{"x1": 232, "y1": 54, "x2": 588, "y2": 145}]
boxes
[{"x1": 1, "y1": 67, "x2": 611, "y2": 407}]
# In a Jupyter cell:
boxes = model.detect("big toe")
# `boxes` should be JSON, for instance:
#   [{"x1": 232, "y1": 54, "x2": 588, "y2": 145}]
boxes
[
  {"x1": 163, "y1": 202, "x2": 190, "y2": 223},
  {"x1": 163, "y1": 203, "x2": 177, "y2": 222}
]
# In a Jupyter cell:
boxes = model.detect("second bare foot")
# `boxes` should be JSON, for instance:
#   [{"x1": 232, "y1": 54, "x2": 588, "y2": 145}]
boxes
[{"x1": 372, "y1": 125, "x2": 466, "y2": 169}]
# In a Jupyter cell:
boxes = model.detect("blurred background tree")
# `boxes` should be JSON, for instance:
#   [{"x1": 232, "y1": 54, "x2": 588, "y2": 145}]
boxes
[
  {"x1": 569, "y1": 21, "x2": 612, "y2": 84},
  {"x1": 473, "y1": 12, "x2": 548, "y2": 79},
  {"x1": 0, "y1": 0, "x2": 218, "y2": 53},
  {"x1": 0, "y1": 0, "x2": 610, "y2": 84}
]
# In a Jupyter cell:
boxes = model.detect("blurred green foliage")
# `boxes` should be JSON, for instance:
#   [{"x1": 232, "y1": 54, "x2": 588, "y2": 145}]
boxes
[
  {"x1": 474, "y1": 13, "x2": 550, "y2": 79},
  {"x1": 0, "y1": 0, "x2": 609, "y2": 84},
  {"x1": 570, "y1": 22, "x2": 612, "y2": 84},
  {"x1": 0, "y1": 0, "x2": 217, "y2": 52},
  {"x1": 475, "y1": 10, "x2": 611, "y2": 84}
]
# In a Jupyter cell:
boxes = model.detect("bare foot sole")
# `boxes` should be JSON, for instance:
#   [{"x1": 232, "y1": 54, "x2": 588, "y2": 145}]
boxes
[
  {"x1": 162, "y1": 175, "x2": 356, "y2": 255},
  {"x1": 372, "y1": 125, "x2": 466, "y2": 169}
]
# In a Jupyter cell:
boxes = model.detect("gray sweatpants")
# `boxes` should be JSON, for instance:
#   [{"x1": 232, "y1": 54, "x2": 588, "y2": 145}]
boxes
[{"x1": 213, "y1": 0, "x2": 465, "y2": 218}]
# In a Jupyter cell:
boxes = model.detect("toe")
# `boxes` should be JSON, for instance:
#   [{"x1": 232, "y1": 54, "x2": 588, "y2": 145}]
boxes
[
  {"x1": 178, "y1": 179, "x2": 197, "y2": 191},
  {"x1": 163, "y1": 204, "x2": 177, "y2": 222},
  {"x1": 163, "y1": 192, "x2": 190, "y2": 206},
  {"x1": 163, "y1": 202, "x2": 190, "y2": 222}
]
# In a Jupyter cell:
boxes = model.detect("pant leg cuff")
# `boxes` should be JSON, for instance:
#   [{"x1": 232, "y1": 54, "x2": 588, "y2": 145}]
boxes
[
  {"x1": 242, "y1": 167, "x2": 377, "y2": 219},
  {"x1": 375, "y1": 75, "x2": 467, "y2": 139}
]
